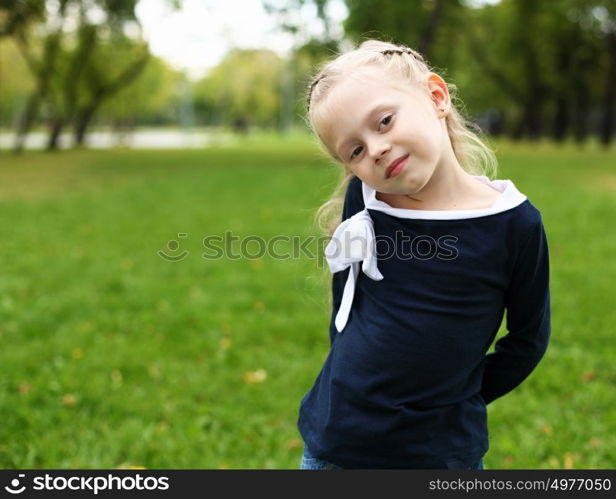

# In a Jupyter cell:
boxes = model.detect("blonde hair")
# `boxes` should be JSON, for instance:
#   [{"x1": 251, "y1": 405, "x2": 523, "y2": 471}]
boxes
[{"x1": 305, "y1": 39, "x2": 497, "y2": 236}]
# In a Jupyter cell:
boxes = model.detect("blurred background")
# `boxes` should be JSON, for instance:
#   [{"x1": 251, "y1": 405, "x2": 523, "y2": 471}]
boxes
[
  {"x1": 1, "y1": 0, "x2": 614, "y2": 149},
  {"x1": 0, "y1": 0, "x2": 614, "y2": 469}
]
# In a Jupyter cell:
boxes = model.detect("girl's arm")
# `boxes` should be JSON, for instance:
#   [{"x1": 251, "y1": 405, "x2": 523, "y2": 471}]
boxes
[{"x1": 480, "y1": 217, "x2": 551, "y2": 405}]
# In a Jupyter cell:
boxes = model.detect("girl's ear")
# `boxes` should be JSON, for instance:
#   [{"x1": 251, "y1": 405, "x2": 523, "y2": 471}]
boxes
[{"x1": 426, "y1": 72, "x2": 450, "y2": 116}]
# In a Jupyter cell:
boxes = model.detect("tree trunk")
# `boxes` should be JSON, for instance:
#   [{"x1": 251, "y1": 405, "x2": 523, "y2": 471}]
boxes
[
  {"x1": 522, "y1": 47, "x2": 545, "y2": 140},
  {"x1": 552, "y1": 96, "x2": 569, "y2": 142},
  {"x1": 573, "y1": 78, "x2": 590, "y2": 144},
  {"x1": 552, "y1": 46, "x2": 572, "y2": 142},
  {"x1": 74, "y1": 107, "x2": 97, "y2": 146},
  {"x1": 512, "y1": 111, "x2": 526, "y2": 140},
  {"x1": 13, "y1": 32, "x2": 61, "y2": 153},
  {"x1": 600, "y1": 29, "x2": 616, "y2": 147},
  {"x1": 464, "y1": 29, "x2": 524, "y2": 141},
  {"x1": 72, "y1": 51, "x2": 149, "y2": 147},
  {"x1": 63, "y1": 25, "x2": 97, "y2": 132},
  {"x1": 14, "y1": 92, "x2": 41, "y2": 152},
  {"x1": 418, "y1": 0, "x2": 446, "y2": 59},
  {"x1": 47, "y1": 117, "x2": 64, "y2": 150}
]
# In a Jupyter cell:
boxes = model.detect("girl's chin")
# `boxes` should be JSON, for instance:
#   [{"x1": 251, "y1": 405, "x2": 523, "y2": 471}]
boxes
[{"x1": 387, "y1": 178, "x2": 423, "y2": 195}]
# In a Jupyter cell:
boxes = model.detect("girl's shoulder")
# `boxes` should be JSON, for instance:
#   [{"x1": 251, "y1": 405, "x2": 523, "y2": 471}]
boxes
[
  {"x1": 507, "y1": 196, "x2": 545, "y2": 235},
  {"x1": 342, "y1": 175, "x2": 365, "y2": 218},
  {"x1": 511, "y1": 199, "x2": 548, "y2": 254}
]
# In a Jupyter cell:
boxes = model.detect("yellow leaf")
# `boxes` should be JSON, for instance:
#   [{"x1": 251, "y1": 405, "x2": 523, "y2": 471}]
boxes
[
  {"x1": 148, "y1": 364, "x2": 160, "y2": 378},
  {"x1": 63, "y1": 394, "x2": 77, "y2": 407},
  {"x1": 250, "y1": 259, "x2": 264, "y2": 270},
  {"x1": 219, "y1": 337, "x2": 232, "y2": 351},
  {"x1": 563, "y1": 452, "x2": 581, "y2": 469},
  {"x1": 243, "y1": 369, "x2": 267, "y2": 384},
  {"x1": 284, "y1": 438, "x2": 301, "y2": 450},
  {"x1": 117, "y1": 463, "x2": 147, "y2": 469}
]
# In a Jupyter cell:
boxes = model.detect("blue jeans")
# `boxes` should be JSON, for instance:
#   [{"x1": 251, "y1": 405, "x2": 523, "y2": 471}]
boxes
[{"x1": 300, "y1": 445, "x2": 484, "y2": 470}]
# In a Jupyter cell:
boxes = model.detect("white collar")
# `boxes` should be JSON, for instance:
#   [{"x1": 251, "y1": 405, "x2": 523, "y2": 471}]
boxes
[
  {"x1": 362, "y1": 175, "x2": 527, "y2": 220},
  {"x1": 326, "y1": 175, "x2": 528, "y2": 332}
]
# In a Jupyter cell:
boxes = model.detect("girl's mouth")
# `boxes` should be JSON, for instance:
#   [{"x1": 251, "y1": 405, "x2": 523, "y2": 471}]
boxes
[{"x1": 386, "y1": 154, "x2": 409, "y2": 179}]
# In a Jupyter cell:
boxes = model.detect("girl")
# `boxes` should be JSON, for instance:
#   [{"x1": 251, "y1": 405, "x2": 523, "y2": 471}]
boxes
[{"x1": 297, "y1": 40, "x2": 551, "y2": 470}]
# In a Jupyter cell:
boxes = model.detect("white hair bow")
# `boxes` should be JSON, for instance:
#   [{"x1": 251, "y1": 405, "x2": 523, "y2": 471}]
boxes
[{"x1": 324, "y1": 209, "x2": 384, "y2": 332}]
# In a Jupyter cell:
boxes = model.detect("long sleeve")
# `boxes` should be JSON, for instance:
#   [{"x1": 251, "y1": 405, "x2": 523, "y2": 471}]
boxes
[{"x1": 480, "y1": 217, "x2": 551, "y2": 405}]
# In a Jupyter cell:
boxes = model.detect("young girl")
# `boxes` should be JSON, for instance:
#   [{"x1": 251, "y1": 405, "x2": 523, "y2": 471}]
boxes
[{"x1": 297, "y1": 40, "x2": 551, "y2": 470}]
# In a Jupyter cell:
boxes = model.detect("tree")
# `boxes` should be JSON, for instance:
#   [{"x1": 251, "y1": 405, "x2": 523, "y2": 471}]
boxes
[
  {"x1": 69, "y1": 34, "x2": 150, "y2": 147},
  {"x1": 343, "y1": 0, "x2": 465, "y2": 64},
  {"x1": 45, "y1": 0, "x2": 150, "y2": 149},
  {"x1": 0, "y1": 38, "x2": 34, "y2": 128},
  {"x1": 3, "y1": 0, "x2": 155, "y2": 151},
  {"x1": 266, "y1": 0, "x2": 614, "y2": 144},
  {"x1": 194, "y1": 49, "x2": 284, "y2": 130},
  {"x1": 7, "y1": 0, "x2": 66, "y2": 151},
  {"x1": 0, "y1": 0, "x2": 45, "y2": 38},
  {"x1": 97, "y1": 54, "x2": 184, "y2": 129},
  {"x1": 592, "y1": 1, "x2": 616, "y2": 146}
]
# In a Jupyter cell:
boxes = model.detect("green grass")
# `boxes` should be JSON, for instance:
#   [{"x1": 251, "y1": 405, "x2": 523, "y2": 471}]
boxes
[{"x1": 0, "y1": 134, "x2": 614, "y2": 469}]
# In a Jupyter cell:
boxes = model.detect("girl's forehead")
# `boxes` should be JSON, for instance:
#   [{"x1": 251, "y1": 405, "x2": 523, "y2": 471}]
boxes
[
  {"x1": 334, "y1": 70, "x2": 410, "y2": 100},
  {"x1": 316, "y1": 72, "x2": 424, "y2": 132},
  {"x1": 326, "y1": 71, "x2": 425, "y2": 115}
]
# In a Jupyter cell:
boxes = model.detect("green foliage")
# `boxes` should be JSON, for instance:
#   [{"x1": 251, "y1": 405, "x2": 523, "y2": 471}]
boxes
[
  {"x1": 338, "y1": 0, "x2": 614, "y2": 141},
  {"x1": 293, "y1": 39, "x2": 341, "y2": 122},
  {"x1": 96, "y1": 54, "x2": 183, "y2": 125},
  {"x1": 3, "y1": 0, "x2": 614, "y2": 143},
  {"x1": 0, "y1": 0, "x2": 46, "y2": 37},
  {"x1": 0, "y1": 34, "x2": 182, "y2": 129},
  {"x1": 0, "y1": 0, "x2": 162, "y2": 148},
  {"x1": 457, "y1": 0, "x2": 606, "y2": 117},
  {"x1": 0, "y1": 136, "x2": 614, "y2": 468},
  {"x1": 194, "y1": 49, "x2": 283, "y2": 127}
]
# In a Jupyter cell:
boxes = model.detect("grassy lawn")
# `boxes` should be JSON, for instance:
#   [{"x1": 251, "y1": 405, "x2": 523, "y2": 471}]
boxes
[{"x1": 0, "y1": 134, "x2": 614, "y2": 469}]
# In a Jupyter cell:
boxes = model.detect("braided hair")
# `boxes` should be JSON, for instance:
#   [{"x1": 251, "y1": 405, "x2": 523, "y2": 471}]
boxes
[{"x1": 307, "y1": 47, "x2": 425, "y2": 113}]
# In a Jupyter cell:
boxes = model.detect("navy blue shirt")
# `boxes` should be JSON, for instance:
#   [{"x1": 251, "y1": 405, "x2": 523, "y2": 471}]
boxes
[{"x1": 297, "y1": 175, "x2": 551, "y2": 469}]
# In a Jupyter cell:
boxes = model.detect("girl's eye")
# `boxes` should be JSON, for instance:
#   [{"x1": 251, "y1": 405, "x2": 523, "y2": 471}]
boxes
[
  {"x1": 379, "y1": 115, "x2": 392, "y2": 129},
  {"x1": 349, "y1": 115, "x2": 393, "y2": 161},
  {"x1": 350, "y1": 146, "x2": 363, "y2": 160}
]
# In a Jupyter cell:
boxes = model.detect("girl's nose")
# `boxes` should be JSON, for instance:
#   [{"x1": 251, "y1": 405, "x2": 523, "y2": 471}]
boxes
[{"x1": 369, "y1": 140, "x2": 391, "y2": 162}]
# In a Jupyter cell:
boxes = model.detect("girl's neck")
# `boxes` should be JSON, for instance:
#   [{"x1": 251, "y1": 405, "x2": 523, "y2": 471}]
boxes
[{"x1": 375, "y1": 152, "x2": 499, "y2": 211}]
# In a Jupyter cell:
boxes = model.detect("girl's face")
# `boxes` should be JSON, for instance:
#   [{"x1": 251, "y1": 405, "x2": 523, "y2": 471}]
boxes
[{"x1": 317, "y1": 68, "x2": 451, "y2": 196}]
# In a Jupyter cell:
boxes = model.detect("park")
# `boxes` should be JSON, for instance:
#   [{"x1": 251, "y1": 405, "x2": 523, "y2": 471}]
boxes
[{"x1": 0, "y1": 0, "x2": 615, "y2": 470}]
